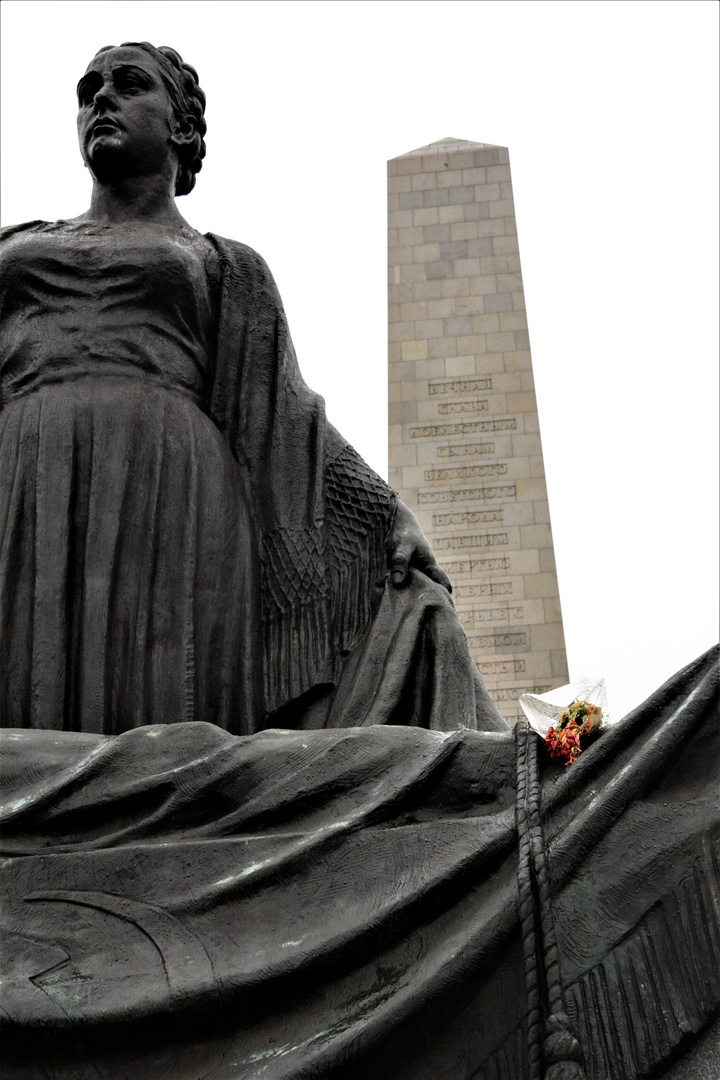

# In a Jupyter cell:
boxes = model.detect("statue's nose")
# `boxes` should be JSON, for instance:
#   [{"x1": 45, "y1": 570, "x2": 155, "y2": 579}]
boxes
[{"x1": 93, "y1": 81, "x2": 118, "y2": 111}]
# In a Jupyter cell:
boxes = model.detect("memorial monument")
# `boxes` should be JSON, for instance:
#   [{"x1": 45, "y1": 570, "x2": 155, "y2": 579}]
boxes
[
  {"x1": 389, "y1": 138, "x2": 568, "y2": 723},
  {"x1": 0, "y1": 42, "x2": 718, "y2": 1080}
]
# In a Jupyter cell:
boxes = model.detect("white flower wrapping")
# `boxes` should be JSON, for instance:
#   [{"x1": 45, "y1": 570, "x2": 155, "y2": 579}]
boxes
[{"x1": 519, "y1": 674, "x2": 617, "y2": 738}]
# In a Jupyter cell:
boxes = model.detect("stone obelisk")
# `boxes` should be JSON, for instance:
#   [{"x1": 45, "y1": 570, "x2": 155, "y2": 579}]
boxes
[{"x1": 388, "y1": 138, "x2": 568, "y2": 723}]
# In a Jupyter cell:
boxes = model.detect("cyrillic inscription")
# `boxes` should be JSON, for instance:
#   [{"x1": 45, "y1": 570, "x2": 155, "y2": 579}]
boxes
[
  {"x1": 443, "y1": 557, "x2": 511, "y2": 575},
  {"x1": 418, "y1": 484, "x2": 516, "y2": 504},
  {"x1": 438, "y1": 400, "x2": 488, "y2": 415},
  {"x1": 429, "y1": 378, "x2": 492, "y2": 396},
  {"x1": 437, "y1": 442, "x2": 495, "y2": 458},
  {"x1": 479, "y1": 659, "x2": 526, "y2": 676},
  {"x1": 455, "y1": 581, "x2": 513, "y2": 599},
  {"x1": 409, "y1": 419, "x2": 517, "y2": 438},
  {"x1": 424, "y1": 463, "x2": 508, "y2": 482},
  {"x1": 462, "y1": 606, "x2": 525, "y2": 626},
  {"x1": 434, "y1": 533, "x2": 509, "y2": 551},
  {"x1": 433, "y1": 510, "x2": 503, "y2": 527},
  {"x1": 466, "y1": 631, "x2": 527, "y2": 648}
]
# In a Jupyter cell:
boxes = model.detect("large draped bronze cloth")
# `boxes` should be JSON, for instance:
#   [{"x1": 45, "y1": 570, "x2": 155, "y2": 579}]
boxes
[{"x1": 1, "y1": 647, "x2": 717, "y2": 1079}]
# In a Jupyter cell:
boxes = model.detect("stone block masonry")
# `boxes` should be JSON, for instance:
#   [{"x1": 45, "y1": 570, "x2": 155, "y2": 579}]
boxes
[{"x1": 388, "y1": 138, "x2": 569, "y2": 724}]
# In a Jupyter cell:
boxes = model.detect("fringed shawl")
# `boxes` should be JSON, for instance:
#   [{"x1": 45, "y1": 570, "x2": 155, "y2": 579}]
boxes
[{"x1": 205, "y1": 235, "x2": 395, "y2": 715}]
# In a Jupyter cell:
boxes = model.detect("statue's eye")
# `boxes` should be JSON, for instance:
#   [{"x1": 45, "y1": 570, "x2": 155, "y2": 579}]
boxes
[
  {"x1": 115, "y1": 70, "x2": 149, "y2": 95},
  {"x1": 77, "y1": 76, "x2": 100, "y2": 106}
]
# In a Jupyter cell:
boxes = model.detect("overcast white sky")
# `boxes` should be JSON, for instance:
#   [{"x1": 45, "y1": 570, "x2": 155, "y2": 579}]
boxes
[{"x1": 2, "y1": 0, "x2": 718, "y2": 720}]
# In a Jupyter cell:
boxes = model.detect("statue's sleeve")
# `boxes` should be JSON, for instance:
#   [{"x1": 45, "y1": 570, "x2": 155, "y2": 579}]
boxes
[{"x1": 204, "y1": 234, "x2": 397, "y2": 712}]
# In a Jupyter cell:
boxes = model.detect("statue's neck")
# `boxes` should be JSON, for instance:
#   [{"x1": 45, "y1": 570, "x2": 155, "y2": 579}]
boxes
[{"x1": 81, "y1": 176, "x2": 190, "y2": 228}]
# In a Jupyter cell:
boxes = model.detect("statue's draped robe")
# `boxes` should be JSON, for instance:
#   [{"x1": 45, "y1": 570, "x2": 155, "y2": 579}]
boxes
[
  {"x1": 0, "y1": 221, "x2": 504, "y2": 735},
  {"x1": 206, "y1": 232, "x2": 503, "y2": 732}
]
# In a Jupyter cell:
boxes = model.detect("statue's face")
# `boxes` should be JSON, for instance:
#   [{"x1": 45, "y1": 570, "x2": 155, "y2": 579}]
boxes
[{"x1": 77, "y1": 47, "x2": 180, "y2": 185}]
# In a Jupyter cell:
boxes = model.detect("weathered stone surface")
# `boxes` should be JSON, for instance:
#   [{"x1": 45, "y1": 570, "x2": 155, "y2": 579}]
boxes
[{"x1": 389, "y1": 138, "x2": 569, "y2": 723}]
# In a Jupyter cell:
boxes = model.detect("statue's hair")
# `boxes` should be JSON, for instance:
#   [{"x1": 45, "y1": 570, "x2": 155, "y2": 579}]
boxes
[{"x1": 95, "y1": 42, "x2": 206, "y2": 196}]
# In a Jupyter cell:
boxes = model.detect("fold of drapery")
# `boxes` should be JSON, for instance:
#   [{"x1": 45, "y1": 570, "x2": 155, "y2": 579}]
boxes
[
  {"x1": 207, "y1": 236, "x2": 396, "y2": 715},
  {"x1": 0, "y1": 646, "x2": 717, "y2": 1080}
]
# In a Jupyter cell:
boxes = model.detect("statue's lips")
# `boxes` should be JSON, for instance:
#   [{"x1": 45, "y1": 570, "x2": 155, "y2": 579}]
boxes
[{"x1": 91, "y1": 120, "x2": 122, "y2": 136}]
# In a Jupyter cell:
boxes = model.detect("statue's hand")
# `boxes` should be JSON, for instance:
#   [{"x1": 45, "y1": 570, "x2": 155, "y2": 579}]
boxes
[{"x1": 387, "y1": 499, "x2": 452, "y2": 592}]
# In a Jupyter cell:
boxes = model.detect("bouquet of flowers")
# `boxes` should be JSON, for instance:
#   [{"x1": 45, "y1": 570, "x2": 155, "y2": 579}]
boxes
[
  {"x1": 519, "y1": 675, "x2": 615, "y2": 766},
  {"x1": 544, "y1": 699, "x2": 602, "y2": 765}
]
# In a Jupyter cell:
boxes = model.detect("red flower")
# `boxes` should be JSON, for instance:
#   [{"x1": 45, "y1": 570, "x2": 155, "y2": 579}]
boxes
[{"x1": 545, "y1": 719, "x2": 583, "y2": 765}]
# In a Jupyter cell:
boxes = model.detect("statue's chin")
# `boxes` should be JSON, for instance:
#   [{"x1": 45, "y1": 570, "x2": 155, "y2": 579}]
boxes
[
  {"x1": 85, "y1": 147, "x2": 132, "y2": 186},
  {"x1": 90, "y1": 131, "x2": 123, "y2": 149}
]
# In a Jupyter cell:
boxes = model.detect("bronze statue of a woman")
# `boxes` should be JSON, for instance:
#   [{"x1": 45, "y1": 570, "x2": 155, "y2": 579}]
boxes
[{"x1": 0, "y1": 42, "x2": 507, "y2": 736}]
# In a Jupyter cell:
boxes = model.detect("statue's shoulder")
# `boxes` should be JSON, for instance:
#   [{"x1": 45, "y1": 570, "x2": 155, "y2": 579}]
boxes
[
  {"x1": 204, "y1": 233, "x2": 269, "y2": 272},
  {"x1": 204, "y1": 233, "x2": 282, "y2": 306},
  {"x1": 0, "y1": 220, "x2": 49, "y2": 244}
]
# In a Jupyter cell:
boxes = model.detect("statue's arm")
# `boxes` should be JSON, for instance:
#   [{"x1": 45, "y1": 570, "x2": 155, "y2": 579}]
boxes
[{"x1": 387, "y1": 497, "x2": 452, "y2": 592}]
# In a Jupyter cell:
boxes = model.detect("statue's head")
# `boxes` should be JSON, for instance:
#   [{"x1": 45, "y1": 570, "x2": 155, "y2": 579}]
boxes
[{"x1": 77, "y1": 42, "x2": 206, "y2": 197}]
